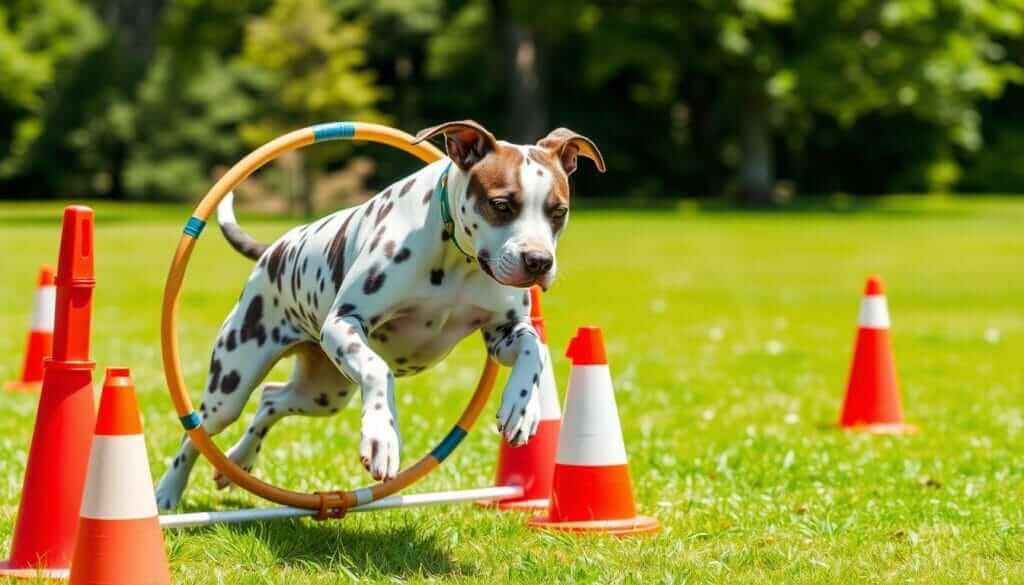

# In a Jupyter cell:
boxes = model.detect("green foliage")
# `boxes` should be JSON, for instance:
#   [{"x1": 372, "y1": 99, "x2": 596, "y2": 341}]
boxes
[
  {"x1": 0, "y1": 0, "x2": 103, "y2": 179},
  {"x1": 1, "y1": 0, "x2": 1024, "y2": 200},
  {"x1": 236, "y1": 0, "x2": 386, "y2": 147}
]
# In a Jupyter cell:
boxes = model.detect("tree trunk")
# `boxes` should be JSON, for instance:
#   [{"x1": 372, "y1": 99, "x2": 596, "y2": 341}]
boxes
[
  {"x1": 739, "y1": 91, "x2": 775, "y2": 206},
  {"x1": 491, "y1": 0, "x2": 546, "y2": 143}
]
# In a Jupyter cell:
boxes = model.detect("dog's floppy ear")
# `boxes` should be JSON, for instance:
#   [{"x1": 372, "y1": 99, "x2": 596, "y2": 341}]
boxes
[
  {"x1": 537, "y1": 128, "x2": 606, "y2": 176},
  {"x1": 412, "y1": 120, "x2": 498, "y2": 170}
]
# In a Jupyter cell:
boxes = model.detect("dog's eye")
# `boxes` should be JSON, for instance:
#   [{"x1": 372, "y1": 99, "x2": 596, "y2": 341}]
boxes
[
  {"x1": 550, "y1": 206, "x2": 568, "y2": 218},
  {"x1": 490, "y1": 198, "x2": 512, "y2": 213}
]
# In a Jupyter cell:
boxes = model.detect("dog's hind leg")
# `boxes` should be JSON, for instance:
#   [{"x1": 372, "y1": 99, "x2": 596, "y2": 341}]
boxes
[
  {"x1": 215, "y1": 343, "x2": 356, "y2": 489},
  {"x1": 155, "y1": 293, "x2": 302, "y2": 511}
]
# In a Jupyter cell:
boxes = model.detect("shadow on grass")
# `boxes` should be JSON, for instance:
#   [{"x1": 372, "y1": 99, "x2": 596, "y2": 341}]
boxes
[{"x1": 217, "y1": 518, "x2": 471, "y2": 579}]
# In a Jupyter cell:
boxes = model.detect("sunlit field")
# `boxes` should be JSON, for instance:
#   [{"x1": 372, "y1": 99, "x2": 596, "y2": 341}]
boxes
[{"x1": 1, "y1": 197, "x2": 1022, "y2": 584}]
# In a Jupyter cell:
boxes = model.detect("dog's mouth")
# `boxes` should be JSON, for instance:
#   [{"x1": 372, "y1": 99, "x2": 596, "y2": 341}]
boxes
[{"x1": 477, "y1": 251, "x2": 551, "y2": 290}]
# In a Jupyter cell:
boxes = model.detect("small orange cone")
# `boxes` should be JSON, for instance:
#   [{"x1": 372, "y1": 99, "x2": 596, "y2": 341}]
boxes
[
  {"x1": 1, "y1": 207, "x2": 97, "y2": 579},
  {"x1": 838, "y1": 275, "x2": 916, "y2": 433},
  {"x1": 529, "y1": 326, "x2": 659, "y2": 536},
  {"x1": 480, "y1": 286, "x2": 561, "y2": 511},
  {"x1": 5, "y1": 266, "x2": 56, "y2": 392},
  {"x1": 69, "y1": 367, "x2": 171, "y2": 585}
]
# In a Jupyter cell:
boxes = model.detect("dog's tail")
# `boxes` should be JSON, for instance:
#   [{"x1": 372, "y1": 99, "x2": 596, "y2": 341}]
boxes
[{"x1": 217, "y1": 192, "x2": 269, "y2": 261}]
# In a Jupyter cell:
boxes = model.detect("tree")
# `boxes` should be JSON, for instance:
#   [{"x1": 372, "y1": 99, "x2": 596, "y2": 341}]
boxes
[
  {"x1": 236, "y1": 0, "x2": 386, "y2": 216},
  {"x1": 581, "y1": 0, "x2": 1024, "y2": 203},
  {"x1": 0, "y1": 0, "x2": 104, "y2": 188}
]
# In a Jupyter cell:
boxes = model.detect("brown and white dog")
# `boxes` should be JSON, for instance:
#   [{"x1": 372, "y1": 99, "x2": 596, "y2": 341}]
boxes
[{"x1": 155, "y1": 120, "x2": 605, "y2": 510}]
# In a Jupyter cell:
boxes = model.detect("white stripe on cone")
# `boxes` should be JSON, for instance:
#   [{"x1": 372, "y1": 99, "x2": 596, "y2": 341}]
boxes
[
  {"x1": 537, "y1": 343, "x2": 561, "y2": 421},
  {"x1": 29, "y1": 285, "x2": 56, "y2": 332},
  {"x1": 555, "y1": 365, "x2": 627, "y2": 466},
  {"x1": 858, "y1": 295, "x2": 890, "y2": 329},
  {"x1": 79, "y1": 435, "x2": 159, "y2": 520}
]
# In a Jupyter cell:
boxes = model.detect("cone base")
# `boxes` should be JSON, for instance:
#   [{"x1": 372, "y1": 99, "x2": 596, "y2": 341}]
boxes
[
  {"x1": 4, "y1": 381, "x2": 42, "y2": 392},
  {"x1": 476, "y1": 497, "x2": 550, "y2": 511},
  {"x1": 839, "y1": 422, "x2": 918, "y2": 434},
  {"x1": 0, "y1": 559, "x2": 69, "y2": 580},
  {"x1": 528, "y1": 514, "x2": 660, "y2": 537}
]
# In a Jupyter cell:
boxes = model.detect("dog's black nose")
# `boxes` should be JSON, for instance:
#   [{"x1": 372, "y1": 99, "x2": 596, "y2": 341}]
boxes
[{"x1": 522, "y1": 250, "x2": 553, "y2": 276}]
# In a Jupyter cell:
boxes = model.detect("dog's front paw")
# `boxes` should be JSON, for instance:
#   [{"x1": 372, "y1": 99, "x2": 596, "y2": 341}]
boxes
[
  {"x1": 496, "y1": 384, "x2": 541, "y2": 447},
  {"x1": 155, "y1": 471, "x2": 185, "y2": 512},
  {"x1": 360, "y1": 414, "x2": 401, "y2": 481}
]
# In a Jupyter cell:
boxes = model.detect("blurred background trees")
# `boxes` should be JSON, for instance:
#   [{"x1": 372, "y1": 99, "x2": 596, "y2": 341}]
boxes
[{"x1": 1, "y1": 0, "x2": 1022, "y2": 210}]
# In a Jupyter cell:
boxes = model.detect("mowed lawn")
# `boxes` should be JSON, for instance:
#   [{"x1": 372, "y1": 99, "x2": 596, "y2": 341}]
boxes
[{"x1": 1, "y1": 197, "x2": 1022, "y2": 584}]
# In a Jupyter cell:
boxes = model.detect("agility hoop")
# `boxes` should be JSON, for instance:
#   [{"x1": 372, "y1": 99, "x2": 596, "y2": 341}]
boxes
[{"x1": 161, "y1": 122, "x2": 500, "y2": 517}]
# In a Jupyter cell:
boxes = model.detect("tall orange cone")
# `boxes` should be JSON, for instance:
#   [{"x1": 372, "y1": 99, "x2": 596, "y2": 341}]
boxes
[
  {"x1": 480, "y1": 286, "x2": 561, "y2": 510},
  {"x1": 838, "y1": 275, "x2": 916, "y2": 433},
  {"x1": 529, "y1": 326, "x2": 659, "y2": 536},
  {"x1": 69, "y1": 368, "x2": 171, "y2": 585},
  {"x1": 5, "y1": 266, "x2": 56, "y2": 392},
  {"x1": 1, "y1": 207, "x2": 97, "y2": 579}
]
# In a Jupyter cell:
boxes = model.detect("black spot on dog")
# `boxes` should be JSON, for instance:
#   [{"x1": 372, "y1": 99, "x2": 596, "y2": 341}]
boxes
[
  {"x1": 369, "y1": 226, "x2": 385, "y2": 253},
  {"x1": 422, "y1": 188, "x2": 435, "y2": 204},
  {"x1": 537, "y1": 168, "x2": 543, "y2": 177},
  {"x1": 399, "y1": 178, "x2": 415, "y2": 197},
  {"x1": 363, "y1": 265, "x2": 386, "y2": 295},
  {"x1": 346, "y1": 342, "x2": 360, "y2": 354},
  {"x1": 208, "y1": 358, "x2": 222, "y2": 393},
  {"x1": 217, "y1": 338, "x2": 223, "y2": 348},
  {"x1": 336, "y1": 303, "x2": 356, "y2": 318},
  {"x1": 506, "y1": 309, "x2": 517, "y2": 321},
  {"x1": 375, "y1": 200, "x2": 394, "y2": 227},
  {"x1": 430, "y1": 269, "x2": 444, "y2": 286},
  {"x1": 221, "y1": 370, "x2": 241, "y2": 393},
  {"x1": 533, "y1": 373, "x2": 539, "y2": 384},
  {"x1": 327, "y1": 213, "x2": 355, "y2": 290},
  {"x1": 441, "y1": 229, "x2": 450, "y2": 241},
  {"x1": 271, "y1": 327, "x2": 280, "y2": 343},
  {"x1": 383, "y1": 240, "x2": 396, "y2": 259},
  {"x1": 266, "y1": 242, "x2": 289, "y2": 289},
  {"x1": 520, "y1": 389, "x2": 528, "y2": 398},
  {"x1": 315, "y1": 393, "x2": 330, "y2": 407},
  {"x1": 394, "y1": 248, "x2": 412, "y2": 263},
  {"x1": 240, "y1": 296, "x2": 267, "y2": 346},
  {"x1": 523, "y1": 292, "x2": 529, "y2": 306},
  {"x1": 374, "y1": 403, "x2": 384, "y2": 411},
  {"x1": 473, "y1": 223, "x2": 479, "y2": 230},
  {"x1": 464, "y1": 226, "x2": 472, "y2": 237},
  {"x1": 366, "y1": 199, "x2": 377, "y2": 216}
]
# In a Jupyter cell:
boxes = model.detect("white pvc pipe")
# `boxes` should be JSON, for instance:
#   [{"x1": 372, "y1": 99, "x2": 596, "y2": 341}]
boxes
[{"x1": 159, "y1": 485, "x2": 524, "y2": 530}]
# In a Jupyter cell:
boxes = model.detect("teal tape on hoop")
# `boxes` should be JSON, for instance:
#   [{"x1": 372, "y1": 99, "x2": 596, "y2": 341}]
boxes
[
  {"x1": 430, "y1": 426, "x2": 467, "y2": 462},
  {"x1": 180, "y1": 411, "x2": 201, "y2": 430},
  {"x1": 312, "y1": 122, "x2": 355, "y2": 142},
  {"x1": 183, "y1": 217, "x2": 206, "y2": 238}
]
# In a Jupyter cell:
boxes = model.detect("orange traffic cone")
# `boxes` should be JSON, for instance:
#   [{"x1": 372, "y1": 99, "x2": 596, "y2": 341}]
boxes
[
  {"x1": 480, "y1": 286, "x2": 561, "y2": 510},
  {"x1": 0, "y1": 207, "x2": 97, "y2": 579},
  {"x1": 529, "y1": 326, "x2": 659, "y2": 536},
  {"x1": 69, "y1": 367, "x2": 171, "y2": 585},
  {"x1": 5, "y1": 266, "x2": 56, "y2": 392},
  {"x1": 838, "y1": 275, "x2": 916, "y2": 433}
]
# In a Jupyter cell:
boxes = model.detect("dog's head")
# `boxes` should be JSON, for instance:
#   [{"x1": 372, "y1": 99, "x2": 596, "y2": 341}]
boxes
[{"x1": 413, "y1": 120, "x2": 605, "y2": 290}]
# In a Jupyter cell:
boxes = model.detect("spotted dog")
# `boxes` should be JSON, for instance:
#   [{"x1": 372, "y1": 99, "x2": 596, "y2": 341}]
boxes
[{"x1": 155, "y1": 120, "x2": 605, "y2": 510}]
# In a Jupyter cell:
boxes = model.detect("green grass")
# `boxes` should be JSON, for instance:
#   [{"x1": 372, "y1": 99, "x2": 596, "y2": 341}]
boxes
[{"x1": 1, "y1": 197, "x2": 1023, "y2": 584}]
